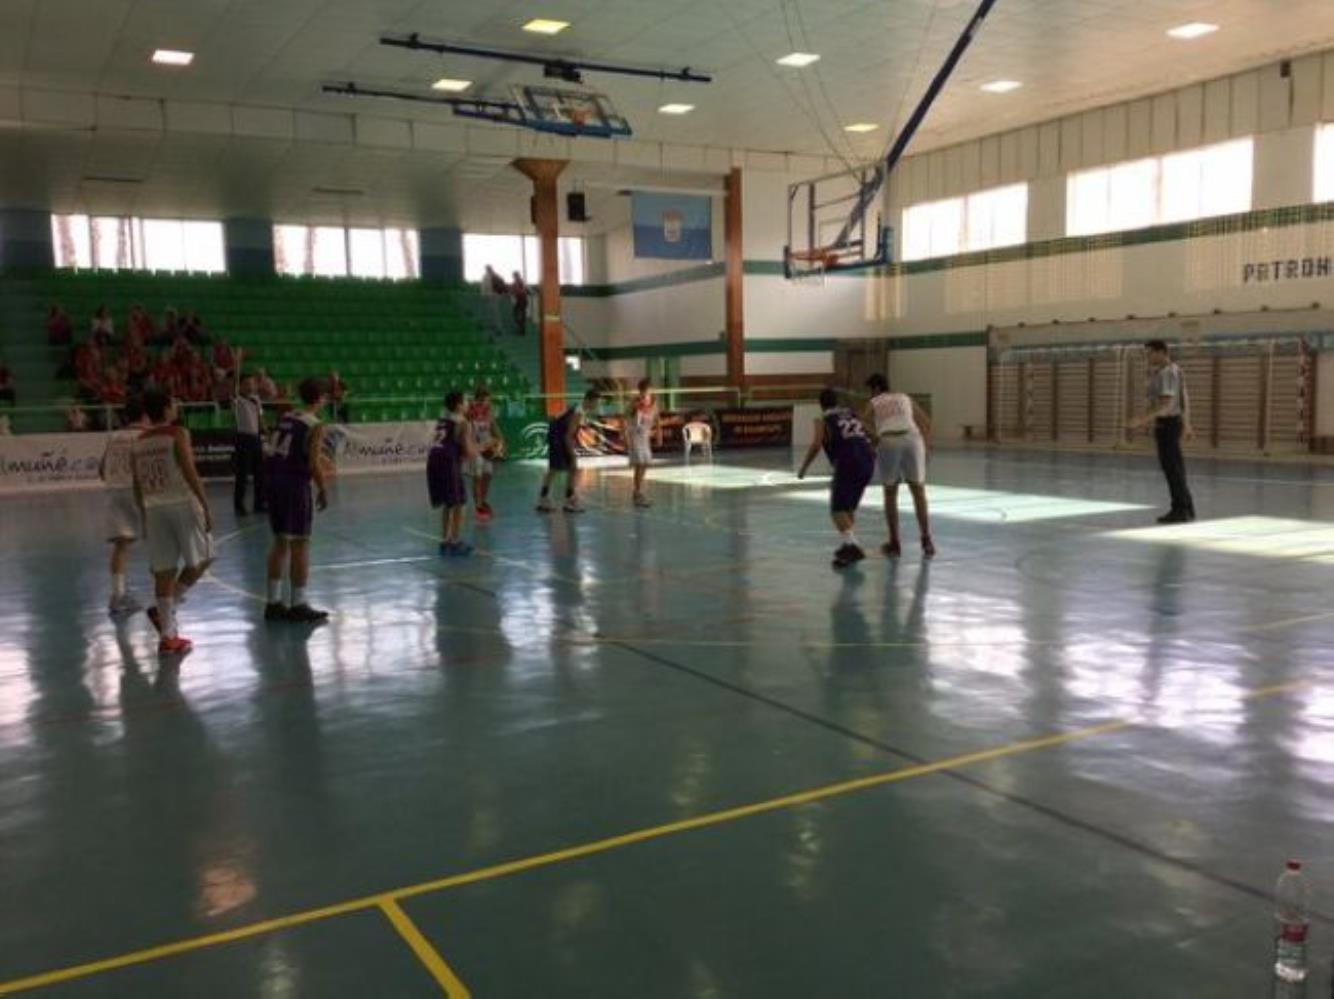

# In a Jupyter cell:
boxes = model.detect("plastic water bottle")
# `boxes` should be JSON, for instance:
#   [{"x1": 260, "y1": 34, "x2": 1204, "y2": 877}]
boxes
[{"x1": 1274, "y1": 859, "x2": 1310, "y2": 984}]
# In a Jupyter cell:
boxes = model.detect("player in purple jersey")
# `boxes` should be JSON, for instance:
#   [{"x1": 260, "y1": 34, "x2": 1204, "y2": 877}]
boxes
[
  {"x1": 427, "y1": 390, "x2": 477, "y2": 556},
  {"x1": 797, "y1": 388, "x2": 877, "y2": 569},
  {"x1": 537, "y1": 388, "x2": 600, "y2": 513},
  {"x1": 263, "y1": 378, "x2": 330, "y2": 623}
]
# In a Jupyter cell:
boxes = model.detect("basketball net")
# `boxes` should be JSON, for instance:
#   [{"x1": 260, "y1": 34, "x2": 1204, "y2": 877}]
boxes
[{"x1": 788, "y1": 248, "x2": 836, "y2": 287}]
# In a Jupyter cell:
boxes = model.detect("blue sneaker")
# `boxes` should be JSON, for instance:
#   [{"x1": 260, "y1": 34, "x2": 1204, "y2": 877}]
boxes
[
  {"x1": 453, "y1": 542, "x2": 475, "y2": 557},
  {"x1": 438, "y1": 541, "x2": 455, "y2": 557}
]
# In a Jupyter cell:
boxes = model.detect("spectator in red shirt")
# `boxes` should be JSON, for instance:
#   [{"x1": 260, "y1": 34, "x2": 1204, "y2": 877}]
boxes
[
  {"x1": 0, "y1": 357, "x2": 15, "y2": 406},
  {"x1": 128, "y1": 305, "x2": 155, "y2": 344},
  {"x1": 189, "y1": 359, "x2": 214, "y2": 403},
  {"x1": 172, "y1": 332, "x2": 196, "y2": 366},
  {"x1": 47, "y1": 304, "x2": 73, "y2": 346},
  {"x1": 213, "y1": 339, "x2": 236, "y2": 374},
  {"x1": 74, "y1": 344, "x2": 102, "y2": 401},
  {"x1": 100, "y1": 364, "x2": 127, "y2": 407}
]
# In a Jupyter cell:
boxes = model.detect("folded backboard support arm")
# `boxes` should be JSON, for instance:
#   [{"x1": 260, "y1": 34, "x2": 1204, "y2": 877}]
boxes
[{"x1": 784, "y1": 0, "x2": 1000, "y2": 278}]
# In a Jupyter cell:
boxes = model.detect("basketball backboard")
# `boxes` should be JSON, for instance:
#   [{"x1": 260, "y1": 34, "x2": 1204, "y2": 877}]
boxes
[
  {"x1": 785, "y1": 164, "x2": 891, "y2": 278},
  {"x1": 513, "y1": 86, "x2": 632, "y2": 139}
]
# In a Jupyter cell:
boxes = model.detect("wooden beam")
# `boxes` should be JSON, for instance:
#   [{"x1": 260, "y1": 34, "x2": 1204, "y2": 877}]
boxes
[
  {"x1": 724, "y1": 167, "x2": 745, "y2": 388},
  {"x1": 513, "y1": 158, "x2": 568, "y2": 417}
]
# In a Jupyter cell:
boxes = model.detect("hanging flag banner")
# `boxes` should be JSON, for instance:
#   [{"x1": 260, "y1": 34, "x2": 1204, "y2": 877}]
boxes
[{"x1": 632, "y1": 192, "x2": 713, "y2": 260}]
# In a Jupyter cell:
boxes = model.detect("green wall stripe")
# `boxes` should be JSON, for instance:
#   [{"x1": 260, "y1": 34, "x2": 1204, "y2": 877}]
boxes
[
  {"x1": 886, "y1": 331, "x2": 987, "y2": 350},
  {"x1": 572, "y1": 337, "x2": 839, "y2": 361},
  {"x1": 563, "y1": 202, "x2": 1334, "y2": 296},
  {"x1": 572, "y1": 331, "x2": 985, "y2": 360}
]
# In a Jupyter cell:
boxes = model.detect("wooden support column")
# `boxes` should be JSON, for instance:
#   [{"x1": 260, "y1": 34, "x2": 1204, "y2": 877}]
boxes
[
  {"x1": 513, "y1": 158, "x2": 568, "y2": 416},
  {"x1": 724, "y1": 167, "x2": 745, "y2": 390}
]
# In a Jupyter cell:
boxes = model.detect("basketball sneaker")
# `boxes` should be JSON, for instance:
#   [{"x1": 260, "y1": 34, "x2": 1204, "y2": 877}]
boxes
[
  {"x1": 881, "y1": 540, "x2": 902, "y2": 558},
  {"x1": 287, "y1": 604, "x2": 329, "y2": 624},
  {"x1": 264, "y1": 602, "x2": 290, "y2": 622},
  {"x1": 633, "y1": 493, "x2": 653, "y2": 508},
  {"x1": 563, "y1": 497, "x2": 585, "y2": 513},
  {"x1": 536, "y1": 496, "x2": 556, "y2": 513},
  {"x1": 158, "y1": 635, "x2": 193, "y2": 656},
  {"x1": 922, "y1": 535, "x2": 937, "y2": 560},
  {"x1": 476, "y1": 506, "x2": 493, "y2": 523}
]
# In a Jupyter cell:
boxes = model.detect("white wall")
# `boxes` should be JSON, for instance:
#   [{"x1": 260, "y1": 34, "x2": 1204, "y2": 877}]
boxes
[
  {"x1": 743, "y1": 169, "x2": 889, "y2": 340},
  {"x1": 581, "y1": 50, "x2": 1334, "y2": 435},
  {"x1": 890, "y1": 347, "x2": 988, "y2": 437},
  {"x1": 878, "y1": 214, "x2": 1334, "y2": 335}
]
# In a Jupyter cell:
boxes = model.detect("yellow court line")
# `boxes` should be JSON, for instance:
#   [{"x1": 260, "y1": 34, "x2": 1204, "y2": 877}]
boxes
[
  {"x1": 1246, "y1": 609, "x2": 1334, "y2": 634},
  {"x1": 378, "y1": 898, "x2": 472, "y2": 998},
  {"x1": 0, "y1": 897, "x2": 374, "y2": 996},
  {"x1": 0, "y1": 679, "x2": 1315, "y2": 996},
  {"x1": 0, "y1": 716, "x2": 1132, "y2": 996}
]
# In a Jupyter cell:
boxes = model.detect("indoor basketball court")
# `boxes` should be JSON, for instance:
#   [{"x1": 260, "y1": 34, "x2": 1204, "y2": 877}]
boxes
[{"x1": 2, "y1": 1, "x2": 1334, "y2": 996}]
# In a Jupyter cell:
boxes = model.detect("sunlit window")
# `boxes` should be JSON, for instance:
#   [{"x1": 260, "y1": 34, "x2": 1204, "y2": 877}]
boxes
[
  {"x1": 462, "y1": 233, "x2": 585, "y2": 285},
  {"x1": 273, "y1": 224, "x2": 420, "y2": 279},
  {"x1": 51, "y1": 215, "x2": 225, "y2": 272},
  {"x1": 1067, "y1": 139, "x2": 1254, "y2": 236},
  {"x1": 1316, "y1": 124, "x2": 1334, "y2": 204},
  {"x1": 902, "y1": 184, "x2": 1027, "y2": 262}
]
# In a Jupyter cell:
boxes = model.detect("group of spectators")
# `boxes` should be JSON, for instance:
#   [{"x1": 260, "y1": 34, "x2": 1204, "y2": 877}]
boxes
[
  {"x1": 481, "y1": 265, "x2": 530, "y2": 337},
  {"x1": 45, "y1": 302, "x2": 349, "y2": 430}
]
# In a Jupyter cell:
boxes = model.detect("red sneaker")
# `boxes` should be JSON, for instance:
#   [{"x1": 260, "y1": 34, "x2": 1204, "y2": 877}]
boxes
[
  {"x1": 158, "y1": 635, "x2": 193, "y2": 656},
  {"x1": 476, "y1": 507, "x2": 493, "y2": 523}
]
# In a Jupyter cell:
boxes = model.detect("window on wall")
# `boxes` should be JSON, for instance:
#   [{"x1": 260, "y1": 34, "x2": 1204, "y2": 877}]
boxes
[
  {"x1": 1316, "y1": 124, "x2": 1334, "y2": 203},
  {"x1": 273, "y1": 225, "x2": 420, "y2": 279},
  {"x1": 1066, "y1": 138, "x2": 1254, "y2": 237},
  {"x1": 462, "y1": 233, "x2": 585, "y2": 285},
  {"x1": 51, "y1": 215, "x2": 226, "y2": 272},
  {"x1": 901, "y1": 183, "x2": 1028, "y2": 262}
]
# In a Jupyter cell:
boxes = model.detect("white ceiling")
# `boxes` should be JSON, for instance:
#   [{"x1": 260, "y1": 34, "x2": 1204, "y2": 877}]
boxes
[{"x1": 1, "y1": 0, "x2": 1332, "y2": 229}]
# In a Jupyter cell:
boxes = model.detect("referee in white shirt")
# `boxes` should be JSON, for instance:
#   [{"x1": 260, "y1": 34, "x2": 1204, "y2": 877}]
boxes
[
  {"x1": 1130, "y1": 339, "x2": 1196, "y2": 524},
  {"x1": 232, "y1": 364, "x2": 267, "y2": 516}
]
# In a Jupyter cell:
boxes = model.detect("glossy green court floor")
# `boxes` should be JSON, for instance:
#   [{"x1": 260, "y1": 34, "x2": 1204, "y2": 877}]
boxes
[{"x1": 2, "y1": 447, "x2": 1333, "y2": 997}]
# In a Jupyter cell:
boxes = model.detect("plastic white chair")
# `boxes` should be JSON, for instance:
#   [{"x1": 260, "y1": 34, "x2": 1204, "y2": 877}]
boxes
[{"x1": 683, "y1": 421, "x2": 713, "y2": 465}]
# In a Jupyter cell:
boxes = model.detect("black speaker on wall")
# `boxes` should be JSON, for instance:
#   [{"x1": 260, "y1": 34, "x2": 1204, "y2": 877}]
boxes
[{"x1": 567, "y1": 192, "x2": 588, "y2": 223}]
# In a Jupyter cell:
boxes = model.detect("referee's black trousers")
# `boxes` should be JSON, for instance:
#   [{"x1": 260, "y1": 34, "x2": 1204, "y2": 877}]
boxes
[
  {"x1": 234, "y1": 432, "x2": 266, "y2": 512},
  {"x1": 1154, "y1": 416, "x2": 1194, "y2": 517}
]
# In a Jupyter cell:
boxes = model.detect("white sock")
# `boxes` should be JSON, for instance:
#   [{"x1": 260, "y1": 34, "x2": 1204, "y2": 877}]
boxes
[
  {"x1": 158, "y1": 596, "x2": 176, "y2": 639},
  {"x1": 267, "y1": 578, "x2": 283, "y2": 603},
  {"x1": 292, "y1": 586, "x2": 307, "y2": 606},
  {"x1": 841, "y1": 530, "x2": 858, "y2": 546},
  {"x1": 111, "y1": 573, "x2": 126, "y2": 599}
]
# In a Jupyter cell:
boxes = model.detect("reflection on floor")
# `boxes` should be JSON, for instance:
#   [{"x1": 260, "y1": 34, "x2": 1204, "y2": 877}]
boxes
[{"x1": 1, "y1": 447, "x2": 1333, "y2": 997}]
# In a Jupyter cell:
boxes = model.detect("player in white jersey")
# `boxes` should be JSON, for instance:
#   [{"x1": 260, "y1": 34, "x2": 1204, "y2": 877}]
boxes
[
  {"x1": 465, "y1": 385, "x2": 504, "y2": 523},
  {"x1": 131, "y1": 389, "x2": 215, "y2": 657},
  {"x1": 626, "y1": 378, "x2": 661, "y2": 508},
  {"x1": 862, "y1": 373, "x2": 935, "y2": 559},
  {"x1": 100, "y1": 397, "x2": 148, "y2": 615}
]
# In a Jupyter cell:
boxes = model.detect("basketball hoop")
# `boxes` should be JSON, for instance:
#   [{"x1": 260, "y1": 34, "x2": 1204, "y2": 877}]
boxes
[{"x1": 788, "y1": 247, "x2": 837, "y2": 286}]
